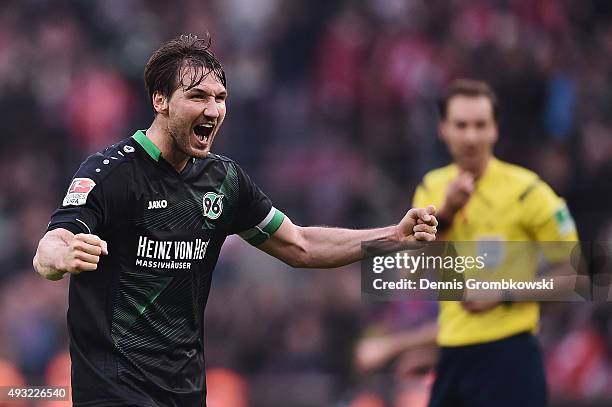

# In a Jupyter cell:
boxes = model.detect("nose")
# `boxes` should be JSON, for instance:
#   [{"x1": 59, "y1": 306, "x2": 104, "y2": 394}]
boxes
[
  {"x1": 203, "y1": 97, "x2": 220, "y2": 119},
  {"x1": 463, "y1": 126, "x2": 479, "y2": 145}
]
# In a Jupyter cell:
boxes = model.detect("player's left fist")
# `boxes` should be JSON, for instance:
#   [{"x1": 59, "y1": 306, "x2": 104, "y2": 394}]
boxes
[{"x1": 398, "y1": 205, "x2": 437, "y2": 242}]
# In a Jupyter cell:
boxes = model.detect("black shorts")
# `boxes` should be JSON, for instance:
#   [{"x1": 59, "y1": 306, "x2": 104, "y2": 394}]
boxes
[{"x1": 428, "y1": 332, "x2": 547, "y2": 407}]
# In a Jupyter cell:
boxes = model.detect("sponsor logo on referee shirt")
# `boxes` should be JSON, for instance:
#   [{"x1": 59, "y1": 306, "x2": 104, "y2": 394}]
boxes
[{"x1": 62, "y1": 178, "x2": 96, "y2": 206}]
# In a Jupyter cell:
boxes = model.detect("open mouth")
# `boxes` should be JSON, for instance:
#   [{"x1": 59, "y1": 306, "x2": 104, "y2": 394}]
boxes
[{"x1": 194, "y1": 123, "x2": 214, "y2": 143}]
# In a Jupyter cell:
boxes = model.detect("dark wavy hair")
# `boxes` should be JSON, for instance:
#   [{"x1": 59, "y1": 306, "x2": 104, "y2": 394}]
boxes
[
  {"x1": 144, "y1": 33, "x2": 226, "y2": 110},
  {"x1": 438, "y1": 79, "x2": 498, "y2": 121}
]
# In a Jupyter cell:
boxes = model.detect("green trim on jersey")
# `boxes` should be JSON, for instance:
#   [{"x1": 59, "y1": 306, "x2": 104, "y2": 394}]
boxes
[
  {"x1": 111, "y1": 272, "x2": 172, "y2": 343},
  {"x1": 240, "y1": 207, "x2": 285, "y2": 246},
  {"x1": 133, "y1": 130, "x2": 161, "y2": 161},
  {"x1": 202, "y1": 162, "x2": 239, "y2": 230}
]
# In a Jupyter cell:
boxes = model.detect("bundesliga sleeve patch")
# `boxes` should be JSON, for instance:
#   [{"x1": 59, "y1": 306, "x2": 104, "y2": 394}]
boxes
[
  {"x1": 554, "y1": 203, "x2": 575, "y2": 236},
  {"x1": 63, "y1": 178, "x2": 96, "y2": 206}
]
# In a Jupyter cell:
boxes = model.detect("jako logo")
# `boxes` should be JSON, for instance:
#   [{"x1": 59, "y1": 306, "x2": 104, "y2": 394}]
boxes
[{"x1": 147, "y1": 200, "x2": 168, "y2": 209}]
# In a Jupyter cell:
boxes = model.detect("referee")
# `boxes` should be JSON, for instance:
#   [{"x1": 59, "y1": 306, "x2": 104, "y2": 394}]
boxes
[
  {"x1": 32, "y1": 34, "x2": 437, "y2": 406},
  {"x1": 356, "y1": 79, "x2": 578, "y2": 407}
]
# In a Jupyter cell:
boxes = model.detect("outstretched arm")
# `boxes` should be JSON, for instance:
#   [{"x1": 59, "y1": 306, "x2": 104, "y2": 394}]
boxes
[{"x1": 257, "y1": 206, "x2": 437, "y2": 268}]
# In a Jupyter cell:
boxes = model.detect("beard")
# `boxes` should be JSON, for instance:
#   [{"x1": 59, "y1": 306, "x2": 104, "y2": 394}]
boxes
[{"x1": 168, "y1": 125, "x2": 210, "y2": 159}]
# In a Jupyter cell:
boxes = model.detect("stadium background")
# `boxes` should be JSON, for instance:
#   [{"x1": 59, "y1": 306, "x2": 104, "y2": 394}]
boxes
[{"x1": 1, "y1": 0, "x2": 611, "y2": 406}]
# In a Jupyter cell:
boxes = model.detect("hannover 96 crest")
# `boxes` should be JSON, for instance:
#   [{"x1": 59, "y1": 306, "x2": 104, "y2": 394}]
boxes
[{"x1": 203, "y1": 192, "x2": 224, "y2": 220}]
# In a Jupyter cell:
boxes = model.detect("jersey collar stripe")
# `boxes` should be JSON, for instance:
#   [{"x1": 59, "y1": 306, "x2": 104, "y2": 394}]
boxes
[{"x1": 132, "y1": 130, "x2": 161, "y2": 161}]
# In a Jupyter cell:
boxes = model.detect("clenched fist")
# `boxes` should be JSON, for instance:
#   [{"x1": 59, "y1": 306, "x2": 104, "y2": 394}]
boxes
[
  {"x1": 442, "y1": 171, "x2": 475, "y2": 214},
  {"x1": 60, "y1": 233, "x2": 109, "y2": 274},
  {"x1": 397, "y1": 205, "x2": 438, "y2": 242},
  {"x1": 33, "y1": 228, "x2": 108, "y2": 280}
]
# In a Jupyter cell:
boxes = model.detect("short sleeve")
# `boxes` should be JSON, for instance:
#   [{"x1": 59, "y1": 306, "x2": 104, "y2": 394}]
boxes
[
  {"x1": 520, "y1": 180, "x2": 577, "y2": 241},
  {"x1": 520, "y1": 180, "x2": 578, "y2": 263},
  {"x1": 228, "y1": 164, "x2": 285, "y2": 245},
  {"x1": 47, "y1": 155, "x2": 108, "y2": 235}
]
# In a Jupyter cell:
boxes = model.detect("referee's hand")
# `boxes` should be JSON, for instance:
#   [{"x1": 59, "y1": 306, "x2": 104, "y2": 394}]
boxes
[
  {"x1": 440, "y1": 171, "x2": 474, "y2": 219},
  {"x1": 61, "y1": 233, "x2": 109, "y2": 275}
]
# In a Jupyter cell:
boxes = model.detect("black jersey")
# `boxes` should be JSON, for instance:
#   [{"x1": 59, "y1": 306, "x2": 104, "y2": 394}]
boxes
[{"x1": 47, "y1": 130, "x2": 284, "y2": 406}]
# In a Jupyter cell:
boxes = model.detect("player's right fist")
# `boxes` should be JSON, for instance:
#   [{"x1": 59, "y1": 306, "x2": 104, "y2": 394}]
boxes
[{"x1": 61, "y1": 233, "x2": 109, "y2": 275}]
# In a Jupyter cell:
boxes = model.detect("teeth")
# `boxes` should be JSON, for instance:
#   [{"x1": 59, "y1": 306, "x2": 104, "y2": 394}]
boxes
[{"x1": 194, "y1": 124, "x2": 213, "y2": 143}]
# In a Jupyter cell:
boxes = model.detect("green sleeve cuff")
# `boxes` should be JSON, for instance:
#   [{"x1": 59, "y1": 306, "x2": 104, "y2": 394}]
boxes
[{"x1": 239, "y1": 207, "x2": 285, "y2": 246}]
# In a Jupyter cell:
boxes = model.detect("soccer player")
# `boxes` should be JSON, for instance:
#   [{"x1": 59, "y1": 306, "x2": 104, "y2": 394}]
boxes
[
  {"x1": 32, "y1": 34, "x2": 438, "y2": 406},
  {"x1": 356, "y1": 79, "x2": 578, "y2": 407}
]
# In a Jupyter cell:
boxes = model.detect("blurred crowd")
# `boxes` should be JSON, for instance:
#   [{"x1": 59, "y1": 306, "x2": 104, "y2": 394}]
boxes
[{"x1": 1, "y1": 0, "x2": 612, "y2": 406}]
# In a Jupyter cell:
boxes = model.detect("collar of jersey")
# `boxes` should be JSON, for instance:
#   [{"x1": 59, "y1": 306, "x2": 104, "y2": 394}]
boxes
[
  {"x1": 132, "y1": 130, "x2": 161, "y2": 161},
  {"x1": 454, "y1": 157, "x2": 500, "y2": 179},
  {"x1": 480, "y1": 157, "x2": 500, "y2": 184}
]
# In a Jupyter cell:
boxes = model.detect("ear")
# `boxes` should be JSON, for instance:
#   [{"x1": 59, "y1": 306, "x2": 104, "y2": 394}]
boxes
[
  {"x1": 152, "y1": 91, "x2": 169, "y2": 115},
  {"x1": 438, "y1": 121, "x2": 447, "y2": 143},
  {"x1": 492, "y1": 124, "x2": 499, "y2": 144}
]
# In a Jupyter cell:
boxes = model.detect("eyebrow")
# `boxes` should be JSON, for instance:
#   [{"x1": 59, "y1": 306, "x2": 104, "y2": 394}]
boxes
[{"x1": 189, "y1": 88, "x2": 228, "y2": 97}]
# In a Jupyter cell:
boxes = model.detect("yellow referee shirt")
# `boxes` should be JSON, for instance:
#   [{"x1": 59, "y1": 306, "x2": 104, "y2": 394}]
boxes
[{"x1": 413, "y1": 158, "x2": 578, "y2": 346}]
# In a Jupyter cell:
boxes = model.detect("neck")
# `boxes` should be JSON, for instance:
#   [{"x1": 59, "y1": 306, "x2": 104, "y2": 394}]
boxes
[
  {"x1": 463, "y1": 156, "x2": 493, "y2": 179},
  {"x1": 146, "y1": 118, "x2": 189, "y2": 172}
]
